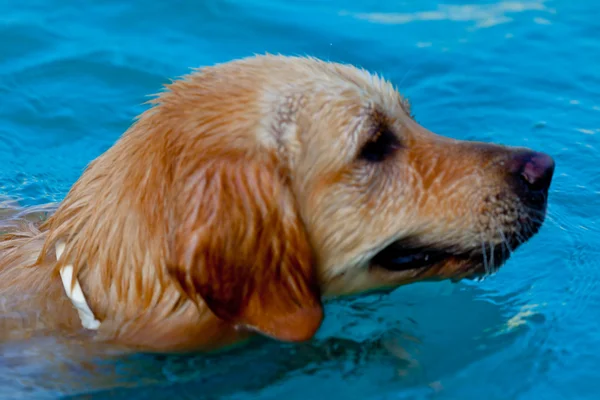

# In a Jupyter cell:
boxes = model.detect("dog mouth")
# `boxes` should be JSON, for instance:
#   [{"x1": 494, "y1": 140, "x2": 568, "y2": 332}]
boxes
[
  {"x1": 371, "y1": 242, "x2": 452, "y2": 272},
  {"x1": 369, "y1": 238, "x2": 515, "y2": 281},
  {"x1": 368, "y1": 201, "x2": 549, "y2": 282}
]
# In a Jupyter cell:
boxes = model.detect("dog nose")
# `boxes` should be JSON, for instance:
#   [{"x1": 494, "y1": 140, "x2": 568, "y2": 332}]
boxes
[{"x1": 509, "y1": 151, "x2": 555, "y2": 191}]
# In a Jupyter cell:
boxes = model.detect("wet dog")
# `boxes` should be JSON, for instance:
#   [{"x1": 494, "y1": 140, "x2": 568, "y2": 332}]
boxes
[{"x1": 0, "y1": 55, "x2": 554, "y2": 352}]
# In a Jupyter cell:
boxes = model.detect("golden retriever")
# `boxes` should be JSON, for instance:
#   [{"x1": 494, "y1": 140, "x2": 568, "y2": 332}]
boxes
[{"x1": 0, "y1": 55, "x2": 554, "y2": 353}]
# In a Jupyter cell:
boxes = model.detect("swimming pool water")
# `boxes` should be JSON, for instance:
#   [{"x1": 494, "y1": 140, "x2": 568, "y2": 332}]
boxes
[{"x1": 1, "y1": 0, "x2": 599, "y2": 399}]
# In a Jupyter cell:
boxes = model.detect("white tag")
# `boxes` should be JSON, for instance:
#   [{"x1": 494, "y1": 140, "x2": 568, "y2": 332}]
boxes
[{"x1": 56, "y1": 240, "x2": 100, "y2": 330}]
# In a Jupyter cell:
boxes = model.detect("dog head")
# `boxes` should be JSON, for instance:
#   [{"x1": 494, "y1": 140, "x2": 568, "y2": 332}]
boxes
[{"x1": 45, "y1": 55, "x2": 554, "y2": 346}]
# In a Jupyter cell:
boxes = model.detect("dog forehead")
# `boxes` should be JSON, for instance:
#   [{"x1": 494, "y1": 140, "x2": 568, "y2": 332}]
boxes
[
  {"x1": 327, "y1": 63, "x2": 401, "y2": 107},
  {"x1": 255, "y1": 57, "x2": 402, "y2": 158}
]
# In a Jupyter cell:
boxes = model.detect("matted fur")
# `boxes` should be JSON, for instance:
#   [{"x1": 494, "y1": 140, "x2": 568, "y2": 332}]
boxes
[{"x1": 0, "y1": 55, "x2": 552, "y2": 353}]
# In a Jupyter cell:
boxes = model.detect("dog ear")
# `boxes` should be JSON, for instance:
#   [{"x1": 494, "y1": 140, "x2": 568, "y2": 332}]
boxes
[{"x1": 169, "y1": 152, "x2": 323, "y2": 342}]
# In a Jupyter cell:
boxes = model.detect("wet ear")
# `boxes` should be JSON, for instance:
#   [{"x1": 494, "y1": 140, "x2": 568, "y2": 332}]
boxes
[{"x1": 169, "y1": 153, "x2": 323, "y2": 342}]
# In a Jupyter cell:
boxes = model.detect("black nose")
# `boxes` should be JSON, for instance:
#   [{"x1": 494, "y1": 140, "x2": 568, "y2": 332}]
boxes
[{"x1": 509, "y1": 151, "x2": 555, "y2": 192}]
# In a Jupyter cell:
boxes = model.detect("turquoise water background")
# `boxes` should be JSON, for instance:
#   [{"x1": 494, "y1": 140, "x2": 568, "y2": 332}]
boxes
[{"x1": 1, "y1": 0, "x2": 599, "y2": 399}]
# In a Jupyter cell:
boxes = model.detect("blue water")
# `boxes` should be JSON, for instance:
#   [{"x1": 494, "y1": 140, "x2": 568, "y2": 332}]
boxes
[{"x1": 1, "y1": 0, "x2": 599, "y2": 399}]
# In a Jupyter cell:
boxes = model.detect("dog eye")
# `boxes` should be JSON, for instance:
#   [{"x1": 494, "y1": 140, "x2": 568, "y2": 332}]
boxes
[{"x1": 359, "y1": 127, "x2": 401, "y2": 163}]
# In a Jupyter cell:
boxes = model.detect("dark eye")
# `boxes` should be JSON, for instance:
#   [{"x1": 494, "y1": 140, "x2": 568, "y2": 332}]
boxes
[{"x1": 359, "y1": 127, "x2": 401, "y2": 163}]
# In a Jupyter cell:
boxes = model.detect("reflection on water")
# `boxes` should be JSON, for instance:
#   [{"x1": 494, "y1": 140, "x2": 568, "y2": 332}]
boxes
[
  {"x1": 0, "y1": 196, "x2": 57, "y2": 235},
  {"x1": 340, "y1": 0, "x2": 551, "y2": 29}
]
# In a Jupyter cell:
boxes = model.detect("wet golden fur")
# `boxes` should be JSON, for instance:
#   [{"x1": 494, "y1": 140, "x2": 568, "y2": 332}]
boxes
[{"x1": 0, "y1": 55, "x2": 552, "y2": 353}]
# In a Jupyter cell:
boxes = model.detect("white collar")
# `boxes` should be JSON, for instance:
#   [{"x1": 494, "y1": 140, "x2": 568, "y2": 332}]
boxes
[{"x1": 55, "y1": 240, "x2": 101, "y2": 330}]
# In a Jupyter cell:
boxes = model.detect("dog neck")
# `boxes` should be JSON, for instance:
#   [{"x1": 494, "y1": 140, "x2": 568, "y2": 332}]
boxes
[{"x1": 55, "y1": 240, "x2": 100, "y2": 330}]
